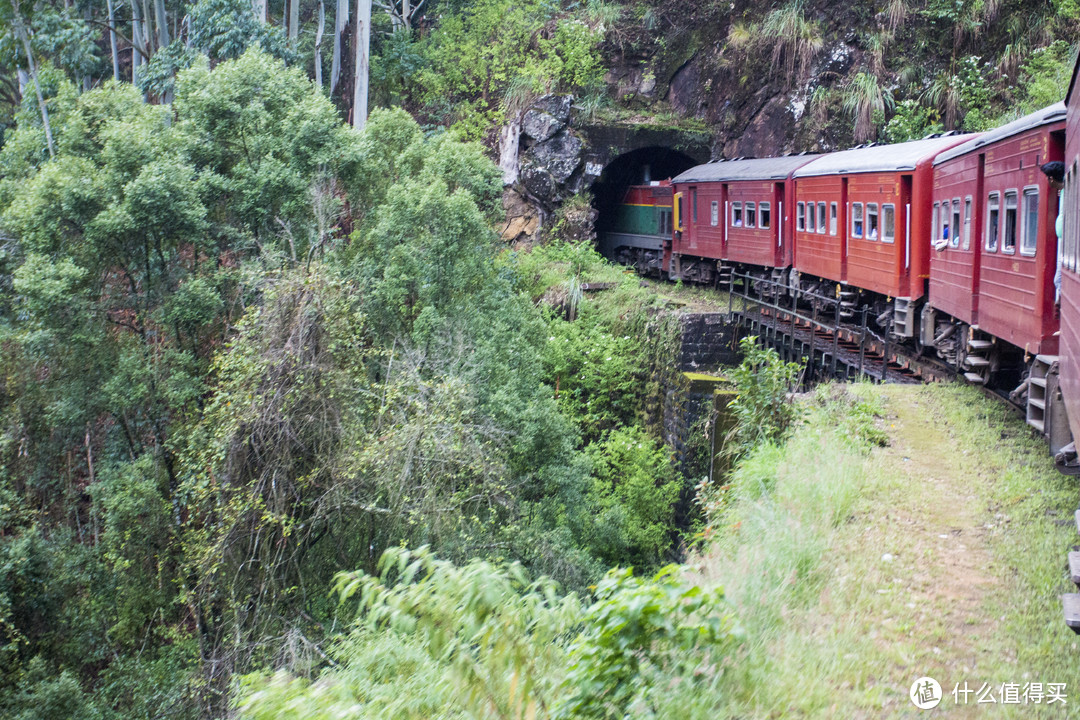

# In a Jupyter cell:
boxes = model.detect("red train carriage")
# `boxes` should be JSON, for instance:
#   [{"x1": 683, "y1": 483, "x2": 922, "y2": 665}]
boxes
[
  {"x1": 668, "y1": 156, "x2": 819, "y2": 284},
  {"x1": 1057, "y1": 60, "x2": 1080, "y2": 468},
  {"x1": 926, "y1": 103, "x2": 1066, "y2": 382},
  {"x1": 791, "y1": 135, "x2": 970, "y2": 335}
]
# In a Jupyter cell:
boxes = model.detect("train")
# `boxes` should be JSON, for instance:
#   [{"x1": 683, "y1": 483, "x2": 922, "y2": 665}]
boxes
[{"x1": 602, "y1": 93, "x2": 1077, "y2": 465}]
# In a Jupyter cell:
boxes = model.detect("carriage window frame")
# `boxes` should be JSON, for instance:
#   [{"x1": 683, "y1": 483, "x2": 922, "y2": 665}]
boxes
[
  {"x1": 746, "y1": 201, "x2": 757, "y2": 228},
  {"x1": 1002, "y1": 189, "x2": 1018, "y2": 254},
  {"x1": 796, "y1": 202, "x2": 805, "y2": 231},
  {"x1": 986, "y1": 192, "x2": 1000, "y2": 252},
  {"x1": 817, "y1": 202, "x2": 827, "y2": 234},
  {"x1": 950, "y1": 199, "x2": 961, "y2": 249},
  {"x1": 932, "y1": 202, "x2": 940, "y2": 243},
  {"x1": 806, "y1": 201, "x2": 816, "y2": 233},
  {"x1": 829, "y1": 202, "x2": 838, "y2": 235},
  {"x1": 867, "y1": 203, "x2": 879, "y2": 240},
  {"x1": 759, "y1": 202, "x2": 771, "y2": 229},
  {"x1": 940, "y1": 202, "x2": 950, "y2": 244},
  {"x1": 691, "y1": 188, "x2": 698, "y2": 223},
  {"x1": 851, "y1": 202, "x2": 864, "y2": 238},
  {"x1": 731, "y1": 201, "x2": 743, "y2": 227},
  {"x1": 962, "y1": 196, "x2": 972, "y2": 251},
  {"x1": 882, "y1": 204, "x2": 895, "y2": 243},
  {"x1": 1020, "y1": 186, "x2": 1038, "y2": 257}
]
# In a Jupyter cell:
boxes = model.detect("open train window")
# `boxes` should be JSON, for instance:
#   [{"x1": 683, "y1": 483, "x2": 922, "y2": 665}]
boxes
[
  {"x1": 963, "y1": 197, "x2": 972, "y2": 250},
  {"x1": 932, "y1": 202, "x2": 940, "y2": 242},
  {"x1": 867, "y1": 203, "x2": 879, "y2": 240},
  {"x1": 829, "y1": 202, "x2": 837, "y2": 235},
  {"x1": 817, "y1": 202, "x2": 827, "y2": 234},
  {"x1": 1003, "y1": 190, "x2": 1018, "y2": 253},
  {"x1": 807, "y1": 202, "x2": 816, "y2": 233},
  {"x1": 797, "y1": 202, "x2": 805, "y2": 231},
  {"x1": 732, "y1": 202, "x2": 743, "y2": 227},
  {"x1": 951, "y1": 199, "x2": 961, "y2": 249},
  {"x1": 1021, "y1": 187, "x2": 1038, "y2": 256},
  {"x1": 760, "y1": 202, "x2": 771, "y2": 229},
  {"x1": 746, "y1": 202, "x2": 757, "y2": 228},
  {"x1": 852, "y1": 203, "x2": 863, "y2": 237},
  {"x1": 710, "y1": 201, "x2": 719, "y2": 227},
  {"x1": 986, "y1": 192, "x2": 1000, "y2": 252},
  {"x1": 882, "y1": 204, "x2": 895, "y2": 243},
  {"x1": 939, "y1": 202, "x2": 950, "y2": 244}
]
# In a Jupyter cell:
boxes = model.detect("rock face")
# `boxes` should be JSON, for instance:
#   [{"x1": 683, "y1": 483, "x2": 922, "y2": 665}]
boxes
[{"x1": 504, "y1": 94, "x2": 588, "y2": 244}]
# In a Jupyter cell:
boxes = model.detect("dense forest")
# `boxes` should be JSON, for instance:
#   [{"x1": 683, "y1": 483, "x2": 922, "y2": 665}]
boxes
[{"x1": 0, "y1": 0, "x2": 1077, "y2": 717}]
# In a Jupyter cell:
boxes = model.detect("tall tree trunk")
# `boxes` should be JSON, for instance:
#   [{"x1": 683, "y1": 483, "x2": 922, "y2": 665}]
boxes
[
  {"x1": 314, "y1": 0, "x2": 326, "y2": 87},
  {"x1": 401, "y1": 0, "x2": 410, "y2": 29},
  {"x1": 142, "y1": 0, "x2": 154, "y2": 55},
  {"x1": 253, "y1": 0, "x2": 267, "y2": 23},
  {"x1": 330, "y1": 0, "x2": 348, "y2": 93},
  {"x1": 107, "y1": 0, "x2": 121, "y2": 81},
  {"x1": 289, "y1": 0, "x2": 299, "y2": 40},
  {"x1": 352, "y1": 0, "x2": 370, "y2": 129},
  {"x1": 130, "y1": 0, "x2": 144, "y2": 86},
  {"x1": 12, "y1": 10, "x2": 55, "y2": 158},
  {"x1": 154, "y1": 0, "x2": 170, "y2": 51}
]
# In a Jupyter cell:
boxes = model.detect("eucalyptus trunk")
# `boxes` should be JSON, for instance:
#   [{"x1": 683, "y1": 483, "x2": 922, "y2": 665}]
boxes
[
  {"x1": 352, "y1": 0, "x2": 370, "y2": 129},
  {"x1": 107, "y1": 0, "x2": 120, "y2": 81},
  {"x1": 153, "y1": 0, "x2": 170, "y2": 51},
  {"x1": 314, "y1": 0, "x2": 326, "y2": 87},
  {"x1": 330, "y1": 0, "x2": 348, "y2": 93},
  {"x1": 13, "y1": 13, "x2": 54, "y2": 157},
  {"x1": 289, "y1": 0, "x2": 299, "y2": 40},
  {"x1": 129, "y1": 0, "x2": 144, "y2": 86}
]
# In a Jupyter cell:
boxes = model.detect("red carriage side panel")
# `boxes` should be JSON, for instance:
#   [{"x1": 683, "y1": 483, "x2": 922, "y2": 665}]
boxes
[
  {"x1": 793, "y1": 174, "x2": 845, "y2": 283},
  {"x1": 929, "y1": 152, "x2": 983, "y2": 325},
  {"x1": 725, "y1": 180, "x2": 782, "y2": 267},
  {"x1": 844, "y1": 172, "x2": 908, "y2": 298},
  {"x1": 1060, "y1": 67, "x2": 1080, "y2": 443},
  {"x1": 975, "y1": 121, "x2": 1064, "y2": 355}
]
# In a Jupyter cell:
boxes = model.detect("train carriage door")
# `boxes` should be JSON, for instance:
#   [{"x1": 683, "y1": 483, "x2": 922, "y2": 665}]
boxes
[
  {"x1": 721, "y1": 183, "x2": 730, "y2": 258},
  {"x1": 900, "y1": 174, "x2": 913, "y2": 295},
  {"x1": 840, "y1": 177, "x2": 849, "y2": 281},
  {"x1": 774, "y1": 182, "x2": 784, "y2": 265}
]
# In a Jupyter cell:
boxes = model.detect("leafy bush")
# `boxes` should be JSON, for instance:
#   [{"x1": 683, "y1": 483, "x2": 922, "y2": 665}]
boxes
[{"x1": 725, "y1": 336, "x2": 803, "y2": 456}]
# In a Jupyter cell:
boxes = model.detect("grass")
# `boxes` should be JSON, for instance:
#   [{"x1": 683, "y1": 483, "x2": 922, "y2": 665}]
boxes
[{"x1": 682, "y1": 382, "x2": 1078, "y2": 718}]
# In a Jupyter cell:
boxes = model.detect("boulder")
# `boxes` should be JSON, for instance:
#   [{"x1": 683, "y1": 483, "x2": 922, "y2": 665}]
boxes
[
  {"x1": 525, "y1": 132, "x2": 583, "y2": 184},
  {"x1": 521, "y1": 95, "x2": 572, "y2": 142}
]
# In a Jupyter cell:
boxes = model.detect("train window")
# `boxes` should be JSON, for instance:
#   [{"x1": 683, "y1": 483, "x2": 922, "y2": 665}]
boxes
[
  {"x1": 797, "y1": 202, "x2": 805, "y2": 231},
  {"x1": 951, "y1": 199, "x2": 961, "y2": 249},
  {"x1": 1021, "y1": 188, "x2": 1038, "y2": 256},
  {"x1": 807, "y1": 202, "x2": 816, "y2": 233},
  {"x1": 882, "y1": 204, "x2": 895, "y2": 243},
  {"x1": 939, "y1": 203, "x2": 950, "y2": 243},
  {"x1": 932, "y1": 202, "x2": 940, "y2": 242},
  {"x1": 829, "y1": 202, "x2": 837, "y2": 235},
  {"x1": 852, "y1": 203, "x2": 864, "y2": 237},
  {"x1": 732, "y1": 202, "x2": 743, "y2": 227},
  {"x1": 963, "y1": 197, "x2": 972, "y2": 250},
  {"x1": 760, "y1": 202, "x2": 771, "y2": 229},
  {"x1": 986, "y1": 193, "x2": 1000, "y2": 252},
  {"x1": 691, "y1": 188, "x2": 698, "y2": 223},
  {"x1": 1003, "y1": 190, "x2": 1018, "y2": 253},
  {"x1": 817, "y1": 202, "x2": 827, "y2": 234},
  {"x1": 710, "y1": 201, "x2": 719, "y2": 227},
  {"x1": 867, "y1": 203, "x2": 879, "y2": 240},
  {"x1": 746, "y1": 202, "x2": 757, "y2": 228}
]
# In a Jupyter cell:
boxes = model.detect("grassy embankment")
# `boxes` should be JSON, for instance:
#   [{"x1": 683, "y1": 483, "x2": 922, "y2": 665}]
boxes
[{"x1": 689, "y1": 382, "x2": 1078, "y2": 718}]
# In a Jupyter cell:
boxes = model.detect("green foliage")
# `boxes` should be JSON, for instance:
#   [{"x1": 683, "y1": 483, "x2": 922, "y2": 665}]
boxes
[
  {"x1": 725, "y1": 336, "x2": 802, "y2": 456},
  {"x1": 413, "y1": 0, "x2": 605, "y2": 138},
  {"x1": 556, "y1": 565, "x2": 737, "y2": 719},
  {"x1": 585, "y1": 426, "x2": 680, "y2": 569},
  {"x1": 883, "y1": 98, "x2": 943, "y2": 143}
]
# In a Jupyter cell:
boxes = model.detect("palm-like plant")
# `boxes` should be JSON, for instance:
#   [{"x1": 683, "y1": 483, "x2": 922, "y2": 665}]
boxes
[
  {"x1": 842, "y1": 72, "x2": 894, "y2": 143},
  {"x1": 760, "y1": 0, "x2": 823, "y2": 87}
]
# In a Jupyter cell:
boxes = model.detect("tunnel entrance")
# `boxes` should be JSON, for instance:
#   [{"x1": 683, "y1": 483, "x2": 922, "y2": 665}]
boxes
[
  {"x1": 592, "y1": 146, "x2": 699, "y2": 233},
  {"x1": 592, "y1": 146, "x2": 698, "y2": 273}
]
